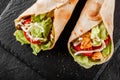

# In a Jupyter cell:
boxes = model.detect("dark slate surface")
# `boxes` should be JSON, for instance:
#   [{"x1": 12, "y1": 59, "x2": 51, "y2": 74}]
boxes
[
  {"x1": 0, "y1": 46, "x2": 45, "y2": 80},
  {"x1": 0, "y1": 0, "x2": 120, "y2": 80},
  {"x1": 0, "y1": 0, "x2": 10, "y2": 15},
  {"x1": 97, "y1": 1, "x2": 120, "y2": 80}
]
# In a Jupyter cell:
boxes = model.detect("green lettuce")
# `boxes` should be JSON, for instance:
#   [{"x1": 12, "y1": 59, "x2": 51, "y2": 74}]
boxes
[
  {"x1": 91, "y1": 26, "x2": 101, "y2": 46},
  {"x1": 91, "y1": 23, "x2": 108, "y2": 46},
  {"x1": 14, "y1": 30, "x2": 30, "y2": 45},
  {"x1": 99, "y1": 23, "x2": 108, "y2": 40},
  {"x1": 41, "y1": 17, "x2": 53, "y2": 38},
  {"x1": 31, "y1": 44, "x2": 41, "y2": 55},
  {"x1": 102, "y1": 41, "x2": 112, "y2": 57},
  {"x1": 41, "y1": 41, "x2": 52, "y2": 50},
  {"x1": 14, "y1": 13, "x2": 53, "y2": 55},
  {"x1": 72, "y1": 22, "x2": 112, "y2": 68},
  {"x1": 74, "y1": 55, "x2": 100, "y2": 69}
]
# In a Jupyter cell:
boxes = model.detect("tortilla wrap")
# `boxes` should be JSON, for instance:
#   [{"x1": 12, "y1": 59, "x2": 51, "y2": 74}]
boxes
[
  {"x1": 68, "y1": 0, "x2": 115, "y2": 68},
  {"x1": 15, "y1": 0, "x2": 78, "y2": 49}
]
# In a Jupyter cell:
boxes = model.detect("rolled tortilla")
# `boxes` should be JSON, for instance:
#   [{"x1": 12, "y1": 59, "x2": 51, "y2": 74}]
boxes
[
  {"x1": 68, "y1": 0, "x2": 115, "y2": 68},
  {"x1": 14, "y1": 0, "x2": 78, "y2": 54}
]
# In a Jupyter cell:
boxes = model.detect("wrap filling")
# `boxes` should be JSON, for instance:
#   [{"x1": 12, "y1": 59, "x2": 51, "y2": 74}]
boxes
[
  {"x1": 70, "y1": 22, "x2": 112, "y2": 62},
  {"x1": 14, "y1": 11, "x2": 54, "y2": 55}
]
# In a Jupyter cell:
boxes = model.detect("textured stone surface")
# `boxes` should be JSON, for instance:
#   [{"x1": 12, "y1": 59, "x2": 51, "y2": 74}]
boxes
[
  {"x1": 97, "y1": 1, "x2": 120, "y2": 80},
  {"x1": 0, "y1": 0, "x2": 120, "y2": 80},
  {"x1": 0, "y1": 0, "x2": 10, "y2": 15},
  {"x1": 0, "y1": 46, "x2": 45, "y2": 80}
]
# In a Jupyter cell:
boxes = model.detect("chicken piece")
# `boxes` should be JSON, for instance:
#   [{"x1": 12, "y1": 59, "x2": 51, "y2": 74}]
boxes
[
  {"x1": 80, "y1": 32, "x2": 92, "y2": 49},
  {"x1": 91, "y1": 52, "x2": 103, "y2": 61}
]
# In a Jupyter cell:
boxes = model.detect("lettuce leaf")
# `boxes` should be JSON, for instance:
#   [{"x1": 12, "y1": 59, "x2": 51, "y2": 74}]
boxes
[
  {"x1": 41, "y1": 41, "x2": 52, "y2": 50},
  {"x1": 91, "y1": 22, "x2": 108, "y2": 47},
  {"x1": 91, "y1": 25, "x2": 100, "y2": 39},
  {"x1": 41, "y1": 17, "x2": 53, "y2": 38},
  {"x1": 74, "y1": 55, "x2": 99, "y2": 69},
  {"x1": 32, "y1": 14, "x2": 46, "y2": 22},
  {"x1": 102, "y1": 41, "x2": 111, "y2": 57},
  {"x1": 99, "y1": 23, "x2": 108, "y2": 40},
  {"x1": 31, "y1": 44, "x2": 41, "y2": 55},
  {"x1": 14, "y1": 13, "x2": 54, "y2": 55},
  {"x1": 72, "y1": 22, "x2": 112, "y2": 68},
  {"x1": 91, "y1": 25, "x2": 101, "y2": 46},
  {"x1": 14, "y1": 30, "x2": 30, "y2": 45}
]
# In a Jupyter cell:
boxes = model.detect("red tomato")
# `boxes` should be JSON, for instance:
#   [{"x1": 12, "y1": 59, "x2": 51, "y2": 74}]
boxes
[
  {"x1": 83, "y1": 53, "x2": 93, "y2": 57},
  {"x1": 92, "y1": 45, "x2": 101, "y2": 50},
  {"x1": 74, "y1": 45, "x2": 81, "y2": 51},
  {"x1": 104, "y1": 36, "x2": 111, "y2": 46},
  {"x1": 83, "y1": 47, "x2": 93, "y2": 57},
  {"x1": 23, "y1": 18, "x2": 31, "y2": 25},
  {"x1": 74, "y1": 45, "x2": 93, "y2": 57},
  {"x1": 24, "y1": 32, "x2": 41, "y2": 44}
]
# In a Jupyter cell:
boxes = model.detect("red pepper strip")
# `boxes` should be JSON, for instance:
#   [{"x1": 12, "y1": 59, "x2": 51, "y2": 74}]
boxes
[{"x1": 24, "y1": 32, "x2": 41, "y2": 44}]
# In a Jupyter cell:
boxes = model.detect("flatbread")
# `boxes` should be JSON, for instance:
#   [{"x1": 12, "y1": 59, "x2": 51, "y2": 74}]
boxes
[
  {"x1": 14, "y1": 0, "x2": 78, "y2": 49},
  {"x1": 68, "y1": 0, "x2": 115, "y2": 68}
]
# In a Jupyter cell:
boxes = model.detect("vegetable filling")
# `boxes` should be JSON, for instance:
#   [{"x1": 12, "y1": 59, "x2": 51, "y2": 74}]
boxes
[
  {"x1": 71, "y1": 22, "x2": 112, "y2": 61},
  {"x1": 14, "y1": 11, "x2": 54, "y2": 55}
]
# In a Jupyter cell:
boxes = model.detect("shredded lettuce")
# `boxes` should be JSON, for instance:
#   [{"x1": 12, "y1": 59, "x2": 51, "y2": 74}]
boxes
[
  {"x1": 91, "y1": 26, "x2": 101, "y2": 46},
  {"x1": 14, "y1": 30, "x2": 30, "y2": 45},
  {"x1": 32, "y1": 14, "x2": 46, "y2": 22},
  {"x1": 41, "y1": 41, "x2": 52, "y2": 50},
  {"x1": 31, "y1": 44, "x2": 41, "y2": 55},
  {"x1": 72, "y1": 22, "x2": 112, "y2": 68},
  {"x1": 41, "y1": 17, "x2": 53, "y2": 38},
  {"x1": 91, "y1": 25, "x2": 100, "y2": 39},
  {"x1": 102, "y1": 41, "x2": 112, "y2": 57},
  {"x1": 30, "y1": 24, "x2": 43, "y2": 38},
  {"x1": 99, "y1": 23, "x2": 108, "y2": 40},
  {"x1": 91, "y1": 23, "x2": 108, "y2": 47},
  {"x1": 74, "y1": 55, "x2": 98, "y2": 69},
  {"x1": 14, "y1": 12, "x2": 54, "y2": 55}
]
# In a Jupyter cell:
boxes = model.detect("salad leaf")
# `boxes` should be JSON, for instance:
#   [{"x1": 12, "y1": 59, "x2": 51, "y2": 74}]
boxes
[
  {"x1": 99, "y1": 23, "x2": 108, "y2": 40},
  {"x1": 14, "y1": 30, "x2": 30, "y2": 45},
  {"x1": 91, "y1": 22, "x2": 108, "y2": 47},
  {"x1": 91, "y1": 26, "x2": 101, "y2": 46},
  {"x1": 31, "y1": 44, "x2": 41, "y2": 55},
  {"x1": 31, "y1": 14, "x2": 46, "y2": 22},
  {"x1": 41, "y1": 41, "x2": 52, "y2": 50},
  {"x1": 91, "y1": 25, "x2": 100, "y2": 39},
  {"x1": 41, "y1": 17, "x2": 53, "y2": 38},
  {"x1": 92, "y1": 39, "x2": 101, "y2": 46},
  {"x1": 31, "y1": 14, "x2": 53, "y2": 40},
  {"x1": 102, "y1": 41, "x2": 111, "y2": 57},
  {"x1": 72, "y1": 22, "x2": 111, "y2": 68},
  {"x1": 14, "y1": 12, "x2": 54, "y2": 55},
  {"x1": 74, "y1": 55, "x2": 98, "y2": 69},
  {"x1": 30, "y1": 24, "x2": 43, "y2": 38}
]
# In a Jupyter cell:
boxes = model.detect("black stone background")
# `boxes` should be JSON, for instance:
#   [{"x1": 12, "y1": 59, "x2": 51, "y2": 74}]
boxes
[{"x1": 0, "y1": 0, "x2": 120, "y2": 80}]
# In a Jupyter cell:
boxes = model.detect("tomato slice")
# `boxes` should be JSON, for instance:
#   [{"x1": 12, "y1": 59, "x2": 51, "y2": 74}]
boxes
[
  {"x1": 92, "y1": 45, "x2": 102, "y2": 50},
  {"x1": 24, "y1": 32, "x2": 41, "y2": 44},
  {"x1": 83, "y1": 47, "x2": 93, "y2": 57},
  {"x1": 23, "y1": 17, "x2": 41, "y2": 44},
  {"x1": 23, "y1": 17, "x2": 31, "y2": 25},
  {"x1": 74, "y1": 45, "x2": 81, "y2": 51},
  {"x1": 83, "y1": 53, "x2": 93, "y2": 57},
  {"x1": 104, "y1": 36, "x2": 111, "y2": 46},
  {"x1": 74, "y1": 45, "x2": 93, "y2": 57}
]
